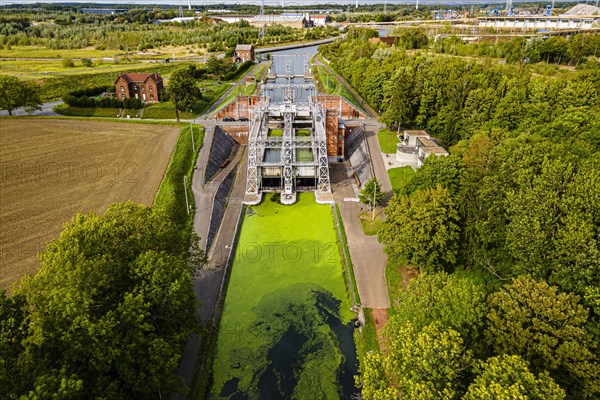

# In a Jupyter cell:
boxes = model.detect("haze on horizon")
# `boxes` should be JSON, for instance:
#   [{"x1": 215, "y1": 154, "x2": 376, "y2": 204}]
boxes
[{"x1": 1, "y1": 0, "x2": 557, "y2": 7}]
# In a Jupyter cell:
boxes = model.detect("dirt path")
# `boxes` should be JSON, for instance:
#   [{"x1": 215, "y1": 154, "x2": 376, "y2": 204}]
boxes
[{"x1": 371, "y1": 308, "x2": 389, "y2": 332}]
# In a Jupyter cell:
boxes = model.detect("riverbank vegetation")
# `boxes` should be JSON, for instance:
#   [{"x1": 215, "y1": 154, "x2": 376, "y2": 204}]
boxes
[{"x1": 323, "y1": 29, "x2": 600, "y2": 399}]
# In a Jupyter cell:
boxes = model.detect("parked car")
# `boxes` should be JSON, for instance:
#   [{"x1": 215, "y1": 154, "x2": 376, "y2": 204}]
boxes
[
  {"x1": 238, "y1": 117, "x2": 249, "y2": 121},
  {"x1": 223, "y1": 116, "x2": 235, "y2": 122}
]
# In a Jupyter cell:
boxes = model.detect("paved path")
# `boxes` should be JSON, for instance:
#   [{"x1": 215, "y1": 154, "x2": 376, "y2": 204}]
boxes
[
  {"x1": 0, "y1": 100, "x2": 62, "y2": 117},
  {"x1": 177, "y1": 126, "x2": 247, "y2": 390},
  {"x1": 331, "y1": 163, "x2": 390, "y2": 309},
  {"x1": 363, "y1": 122, "x2": 392, "y2": 197},
  {"x1": 202, "y1": 63, "x2": 262, "y2": 119}
]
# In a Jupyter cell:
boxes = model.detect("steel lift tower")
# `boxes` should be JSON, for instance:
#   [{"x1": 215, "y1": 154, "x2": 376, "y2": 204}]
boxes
[{"x1": 244, "y1": 55, "x2": 332, "y2": 205}]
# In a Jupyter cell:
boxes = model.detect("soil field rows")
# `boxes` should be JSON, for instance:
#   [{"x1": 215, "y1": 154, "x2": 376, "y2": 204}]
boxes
[{"x1": 0, "y1": 119, "x2": 180, "y2": 290}]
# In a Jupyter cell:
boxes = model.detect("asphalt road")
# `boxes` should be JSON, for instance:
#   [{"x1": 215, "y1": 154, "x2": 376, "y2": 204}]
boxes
[
  {"x1": 330, "y1": 162, "x2": 391, "y2": 309},
  {"x1": 0, "y1": 100, "x2": 62, "y2": 117}
]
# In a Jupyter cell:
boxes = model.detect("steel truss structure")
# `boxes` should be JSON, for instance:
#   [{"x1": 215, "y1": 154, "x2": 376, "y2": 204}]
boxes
[{"x1": 244, "y1": 83, "x2": 331, "y2": 204}]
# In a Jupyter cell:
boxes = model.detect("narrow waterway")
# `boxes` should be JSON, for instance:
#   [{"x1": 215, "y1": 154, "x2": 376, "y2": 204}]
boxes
[{"x1": 208, "y1": 194, "x2": 359, "y2": 399}]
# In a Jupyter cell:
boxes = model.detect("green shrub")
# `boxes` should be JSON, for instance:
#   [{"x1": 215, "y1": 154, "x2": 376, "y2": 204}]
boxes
[{"x1": 61, "y1": 57, "x2": 74, "y2": 68}]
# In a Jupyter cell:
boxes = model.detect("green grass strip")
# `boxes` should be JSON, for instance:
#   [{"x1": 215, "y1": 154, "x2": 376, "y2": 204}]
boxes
[
  {"x1": 335, "y1": 204, "x2": 360, "y2": 305},
  {"x1": 387, "y1": 166, "x2": 416, "y2": 193},
  {"x1": 154, "y1": 124, "x2": 204, "y2": 232},
  {"x1": 377, "y1": 128, "x2": 400, "y2": 153}
]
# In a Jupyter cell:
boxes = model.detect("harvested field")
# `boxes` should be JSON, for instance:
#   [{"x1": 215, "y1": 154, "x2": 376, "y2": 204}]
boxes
[{"x1": 0, "y1": 119, "x2": 180, "y2": 290}]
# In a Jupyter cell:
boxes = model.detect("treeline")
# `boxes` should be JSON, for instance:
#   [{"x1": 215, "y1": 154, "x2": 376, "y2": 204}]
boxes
[
  {"x1": 320, "y1": 29, "x2": 600, "y2": 147},
  {"x1": 62, "y1": 85, "x2": 143, "y2": 109},
  {"x1": 0, "y1": 12, "x2": 339, "y2": 51},
  {"x1": 323, "y1": 31, "x2": 600, "y2": 399},
  {"x1": 434, "y1": 33, "x2": 600, "y2": 65}
]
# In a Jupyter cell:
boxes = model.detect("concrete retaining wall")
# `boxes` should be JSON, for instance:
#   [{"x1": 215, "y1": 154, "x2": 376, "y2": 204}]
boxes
[
  {"x1": 345, "y1": 125, "x2": 373, "y2": 187},
  {"x1": 205, "y1": 126, "x2": 237, "y2": 184},
  {"x1": 206, "y1": 164, "x2": 237, "y2": 252}
]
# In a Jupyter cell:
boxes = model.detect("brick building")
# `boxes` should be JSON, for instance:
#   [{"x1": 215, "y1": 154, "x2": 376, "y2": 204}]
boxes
[
  {"x1": 368, "y1": 36, "x2": 398, "y2": 46},
  {"x1": 235, "y1": 44, "x2": 255, "y2": 63},
  {"x1": 114, "y1": 73, "x2": 163, "y2": 102}
]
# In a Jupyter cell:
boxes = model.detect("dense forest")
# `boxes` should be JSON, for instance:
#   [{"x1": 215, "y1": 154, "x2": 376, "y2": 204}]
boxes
[
  {"x1": 321, "y1": 29, "x2": 600, "y2": 147},
  {"x1": 322, "y1": 29, "x2": 600, "y2": 399},
  {"x1": 0, "y1": 202, "x2": 205, "y2": 399},
  {"x1": 433, "y1": 33, "x2": 600, "y2": 66}
]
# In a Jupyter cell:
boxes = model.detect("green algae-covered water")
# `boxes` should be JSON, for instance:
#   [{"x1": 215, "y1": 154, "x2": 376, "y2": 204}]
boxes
[{"x1": 209, "y1": 193, "x2": 358, "y2": 399}]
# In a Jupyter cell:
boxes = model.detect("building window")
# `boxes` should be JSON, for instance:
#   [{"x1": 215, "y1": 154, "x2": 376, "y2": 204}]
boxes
[
  {"x1": 150, "y1": 94, "x2": 154, "y2": 100},
  {"x1": 149, "y1": 86, "x2": 153, "y2": 92},
  {"x1": 120, "y1": 86, "x2": 124, "y2": 92},
  {"x1": 121, "y1": 94, "x2": 125, "y2": 99},
  {"x1": 134, "y1": 86, "x2": 137, "y2": 91}
]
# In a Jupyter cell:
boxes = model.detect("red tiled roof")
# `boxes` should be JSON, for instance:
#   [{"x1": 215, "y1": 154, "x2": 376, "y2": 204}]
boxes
[{"x1": 115, "y1": 73, "x2": 162, "y2": 84}]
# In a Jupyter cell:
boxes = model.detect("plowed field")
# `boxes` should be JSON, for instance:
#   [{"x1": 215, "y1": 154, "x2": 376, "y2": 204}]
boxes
[{"x1": 0, "y1": 119, "x2": 179, "y2": 289}]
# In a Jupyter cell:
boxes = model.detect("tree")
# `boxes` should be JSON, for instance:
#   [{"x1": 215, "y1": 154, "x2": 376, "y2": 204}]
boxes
[
  {"x1": 0, "y1": 291, "x2": 31, "y2": 398},
  {"x1": 389, "y1": 273, "x2": 487, "y2": 348},
  {"x1": 23, "y1": 368, "x2": 84, "y2": 400},
  {"x1": 380, "y1": 66, "x2": 415, "y2": 127},
  {"x1": 356, "y1": 353, "x2": 396, "y2": 400},
  {"x1": 485, "y1": 276, "x2": 600, "y2": 399},
  {"x1": 379, "y1": 185, "x2": 460, "y2": 273},
  {"x1": 475, "y1": 136, "x2": 600, "y2": 292},
  {"x1": 465, "y1": 355, "x2": 566, "y2": 400},
  {"x1": 11, "y1": 201, "x2": 200, "y2": 398},
  {"x1": 358, "y1": 322, "x2": 472, "y2": 399},
  {"x1": 168, "y1": 66, "x2": 201, "y2": 121},
  {"x1": 401, "y1": 155, "x2": 463, "y2": 196},
  {"x1": 80, "y1": 57, "x2": 93, "y2": 67},
  {"x1": 395, "y1": 28, "x2": 428, "y2": 50},
  {"x1": 0, "y1": 75, "x2": 42, "y2": 116},
  {"x1": 61, "y1": 57, "x2": 75, "y2": 68},
  {"x1": 358, "y1": 178, "x2": 384, "y2": 210},
  {"x1": 205, "y1": 56, "x2": 236, "y2": 78}
]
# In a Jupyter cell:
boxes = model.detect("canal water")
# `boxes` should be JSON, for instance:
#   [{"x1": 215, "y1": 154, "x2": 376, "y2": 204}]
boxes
[
  {"x1": 208, "y1": 150, "x2": 357, "y2": 400},
  {"x1": 208, "y1": 44, "x2": 359, "y2": 400}
]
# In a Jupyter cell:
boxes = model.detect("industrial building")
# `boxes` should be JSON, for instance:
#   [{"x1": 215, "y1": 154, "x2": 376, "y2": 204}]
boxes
[
  {"x1": 243, "y1": 55, "x2": 329, "y2": 205},
  {"x1": 477, "y1": 15, "x2": 599, "y2": 30},
  {"x1": 212, "y1": 13, "x2": 309, "y2": 29},
  {"x1": 396, "y1": 130, "x2": 448, "y2": 169}
]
